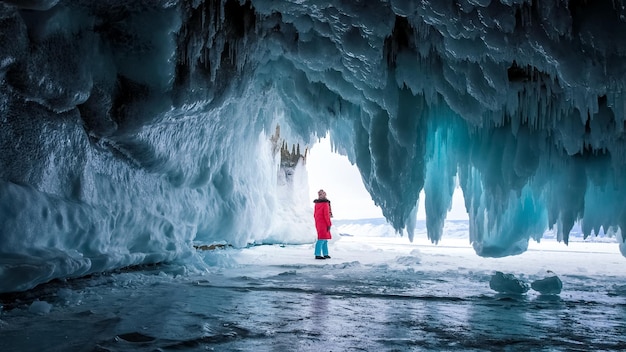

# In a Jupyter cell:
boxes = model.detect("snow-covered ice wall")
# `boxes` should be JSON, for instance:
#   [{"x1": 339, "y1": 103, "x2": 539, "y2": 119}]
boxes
[{"x1": 1, "y1": 0, "x2": 626, "y2": 293}]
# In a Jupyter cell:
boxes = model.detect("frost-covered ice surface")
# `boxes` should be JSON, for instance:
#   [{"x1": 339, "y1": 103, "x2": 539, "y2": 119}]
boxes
[{"x1": 1, "y1": 228, "x2": 625, "y2": 352}]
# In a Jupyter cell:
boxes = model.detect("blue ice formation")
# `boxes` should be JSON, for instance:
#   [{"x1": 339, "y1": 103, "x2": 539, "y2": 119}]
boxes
[{"x1": 1, "y1": 0, "x2": 626, "y2": 292}]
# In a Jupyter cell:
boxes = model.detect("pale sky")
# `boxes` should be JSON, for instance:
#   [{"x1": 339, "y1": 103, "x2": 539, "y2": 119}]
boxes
[{"x1": 306, "y1": 137, "x2": 469, "y2": 220}]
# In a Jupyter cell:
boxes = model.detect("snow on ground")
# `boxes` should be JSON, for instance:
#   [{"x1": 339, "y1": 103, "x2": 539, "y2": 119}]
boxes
[{"x1": 1, "y1": 233, "x2": 625, "y2": 351}]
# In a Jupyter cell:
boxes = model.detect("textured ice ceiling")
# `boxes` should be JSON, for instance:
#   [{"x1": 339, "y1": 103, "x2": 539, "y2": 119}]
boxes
[{"x1": 1, "y1": 0, "x2": 626, "y2": 293}]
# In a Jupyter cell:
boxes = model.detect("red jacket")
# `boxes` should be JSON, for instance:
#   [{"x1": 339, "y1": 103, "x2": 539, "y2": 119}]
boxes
[{"x1": 313, "y1": 199, "x2": 332, "y2": 239}]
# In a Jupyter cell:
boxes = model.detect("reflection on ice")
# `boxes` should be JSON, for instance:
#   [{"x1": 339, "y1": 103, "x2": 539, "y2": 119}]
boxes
[{"x1": 0, "y1": 234, "x2": 625, "y2": 351}]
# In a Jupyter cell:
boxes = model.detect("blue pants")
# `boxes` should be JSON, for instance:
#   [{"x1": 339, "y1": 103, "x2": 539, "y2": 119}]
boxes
[{"x1": 315, "y1": 240, "x2": 329, "y2": 256}]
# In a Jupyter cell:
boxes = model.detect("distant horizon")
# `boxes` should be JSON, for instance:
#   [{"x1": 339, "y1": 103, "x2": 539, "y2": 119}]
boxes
[
  {"x1": 332, "y1": 217, "x2": 469, "y2": 222},
  {"x1": 331, "y1": 217, "x2": 612, "y2": 242}
]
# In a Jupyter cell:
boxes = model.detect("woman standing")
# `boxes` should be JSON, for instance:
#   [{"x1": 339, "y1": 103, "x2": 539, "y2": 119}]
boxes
[{"x1": 313, "y1": 189, "x2": 333, "y2": 259}]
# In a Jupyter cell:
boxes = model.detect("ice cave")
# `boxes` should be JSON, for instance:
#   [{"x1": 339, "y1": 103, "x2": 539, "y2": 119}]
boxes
[{"x1": 1, "y1": 0, "x2": 626, "y2": 294}]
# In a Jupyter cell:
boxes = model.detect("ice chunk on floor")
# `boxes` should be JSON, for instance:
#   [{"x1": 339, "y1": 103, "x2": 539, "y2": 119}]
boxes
[
  {"x1": 489, "y1": 271, "x2": 529, "y2": 294},
  {"x1": 28, "y1": 300, "x2": 52, "y2": 315},
  {"x1": 530, "y1": 272, "x2": 562, "y2": 295}
]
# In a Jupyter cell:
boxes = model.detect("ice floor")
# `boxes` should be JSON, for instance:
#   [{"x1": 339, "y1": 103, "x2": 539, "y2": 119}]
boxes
[{"x1": 1, "y1": 235, "x2": 626, "y2": 351}]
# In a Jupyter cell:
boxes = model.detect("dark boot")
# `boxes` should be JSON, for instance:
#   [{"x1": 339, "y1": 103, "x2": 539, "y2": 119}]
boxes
[{"x1": 315, "y1": 256, "x2": 325, "y2": 259}]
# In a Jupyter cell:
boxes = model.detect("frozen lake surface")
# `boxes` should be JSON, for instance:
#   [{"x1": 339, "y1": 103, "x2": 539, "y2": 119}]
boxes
[{"x1": 1, "y1": 235, "x2": 626, "y2": 351}]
